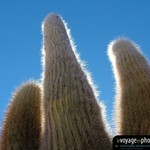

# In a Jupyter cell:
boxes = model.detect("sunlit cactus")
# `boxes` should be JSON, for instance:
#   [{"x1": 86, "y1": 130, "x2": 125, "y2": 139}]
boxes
[
  {"x1": 40, "y1": 13, "x2": 111, "y2": 150},
  {"x1": 0, "y1": 13, "x2": 150, "y2": 150},
  {"x1": 108, "y1": 39, "x2": 150, "y2": 135}
]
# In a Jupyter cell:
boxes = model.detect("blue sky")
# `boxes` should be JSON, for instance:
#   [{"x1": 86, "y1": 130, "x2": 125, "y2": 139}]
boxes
[{"x1": 0, "y1": 1, "x2": 150, "y2": 131}]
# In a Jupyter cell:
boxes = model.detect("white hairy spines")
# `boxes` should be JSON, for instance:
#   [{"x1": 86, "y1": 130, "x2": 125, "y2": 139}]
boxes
[{"x1": 108, "y1": 38, "x2": 150, "y2": 135}]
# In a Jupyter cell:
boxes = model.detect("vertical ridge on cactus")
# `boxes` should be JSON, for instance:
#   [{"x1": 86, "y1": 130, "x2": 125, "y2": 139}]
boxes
[
  {"x1": 0, "y1": 82, "x2": 42, "y2": 150},
  {"x1": 108, "y1": 39, "x2": 150, "y2": 135}
]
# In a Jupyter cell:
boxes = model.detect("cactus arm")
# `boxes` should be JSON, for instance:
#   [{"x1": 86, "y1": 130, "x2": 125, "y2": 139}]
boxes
[
  {"x1": 40, "y1": 13, "x2": 112, "y2": 150},
  {"x1": 0, "y1": 82, "x2": 42, "y2": 150},
  {"x1": 108, "y1": 39, "x2": 150, "y2": 135}
]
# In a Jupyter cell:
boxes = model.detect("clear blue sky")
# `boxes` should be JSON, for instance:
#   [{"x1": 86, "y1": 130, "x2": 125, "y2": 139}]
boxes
[{"x1": 0, "y1": 1, "x2": 150, "y2": 131}]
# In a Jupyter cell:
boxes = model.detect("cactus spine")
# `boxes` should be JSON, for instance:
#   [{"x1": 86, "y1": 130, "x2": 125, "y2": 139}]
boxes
[
  {"x1": 108, "y1": 39, "x2": 150, "y2": 135},
  {"x1": 0, "y1": 82, "x2": 42, "y2": 150},
  {"x1": 40, "y1": 13, "x2": 111, "y2": 150}
]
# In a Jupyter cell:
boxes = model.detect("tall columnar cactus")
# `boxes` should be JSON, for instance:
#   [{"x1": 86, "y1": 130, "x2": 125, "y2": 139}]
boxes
[
  {"x1": 40, "y1": 14, "x2": 111, "y2": 150},
  {"x1": 0, "y1": 13, "x2": 150, "y2": 150},
  {"x1": 108, "y1": 39, "x2": 150, "y2": 135}
]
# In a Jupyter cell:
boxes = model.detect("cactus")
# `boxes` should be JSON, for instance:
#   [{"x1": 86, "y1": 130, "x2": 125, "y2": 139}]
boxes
[
  {"x1": 0, "y1": 82, "x2": 42, "y2": 150},
  {"x1": 40, "y1": 14, "x2": 111, "y2": 150},
  {"x1": 0, "y1": 13, "x2": 150, "y2": 149},
  {"x1": 108, "y1": 39, "x2": 150, "y2": 135}
]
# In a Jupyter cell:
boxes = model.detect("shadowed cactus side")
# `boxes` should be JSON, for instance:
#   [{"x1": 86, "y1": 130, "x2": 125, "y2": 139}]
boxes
[{"x1": 0, "y1": 13, "x2": 150, "y2": 150}]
